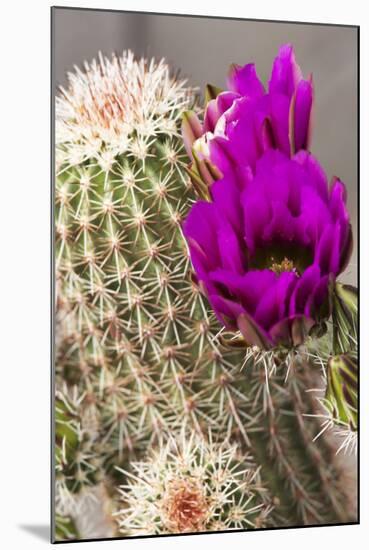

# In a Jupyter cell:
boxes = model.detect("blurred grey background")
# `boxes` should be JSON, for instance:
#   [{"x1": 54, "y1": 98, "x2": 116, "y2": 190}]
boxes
[{"x1": 53, "y1": 8, "x2": 358, "y2": 284}]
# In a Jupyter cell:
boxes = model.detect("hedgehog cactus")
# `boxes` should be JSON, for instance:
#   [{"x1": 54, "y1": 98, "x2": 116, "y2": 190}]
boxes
[{"x1": 54, "y1": 50, "x2": 356, "y2": 541}]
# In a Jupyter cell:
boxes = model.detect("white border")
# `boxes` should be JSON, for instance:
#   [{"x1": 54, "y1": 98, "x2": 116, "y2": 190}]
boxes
[{"x1": 0, "y1": 1, "x2": 367, "y2": 548}]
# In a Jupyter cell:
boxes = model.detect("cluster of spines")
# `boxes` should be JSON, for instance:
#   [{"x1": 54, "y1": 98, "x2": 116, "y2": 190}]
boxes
[
  {"x1": 115, "y1": 430, "x2": 272, "y2": 535},
  {"x1": 303, "y1": 283, "x2": 358, "y2": 455},
  {"x1": 55, "y1": 51, "x2": 192, "y2": 168}
]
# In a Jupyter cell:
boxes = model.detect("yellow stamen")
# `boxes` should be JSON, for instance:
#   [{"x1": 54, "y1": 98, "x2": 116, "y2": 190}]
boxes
[{"x1": 270, "y1": 257, "x2": 299, "y2": 276}]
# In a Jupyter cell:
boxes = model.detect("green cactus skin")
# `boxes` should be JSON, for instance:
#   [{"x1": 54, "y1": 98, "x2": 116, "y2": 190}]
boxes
[
  {"x1": 332, "y1": 283, "x2": 358, "y2": 356},
  {"x1": 54, "y1": 51, "x2": 355, "y2": 540},
  {"x1": 326, "y1": 353, "x2": 358, "y2": 431},
  {"x1": 322, "y1": 282, "x2": 358, "y2": 433},
  {"x1": 55, "y1": 514, "x2": 80, "y2": 541}
]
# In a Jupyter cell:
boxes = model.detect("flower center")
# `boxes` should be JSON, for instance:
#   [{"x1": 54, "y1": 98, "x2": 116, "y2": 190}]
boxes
[
  {"x1": 269, "y1": 256, "x2": 300, "y2": 276},
  {"x1": 249, "y1": 242, "x2": 313, "y2": 276},
  {"x1": 161, "y1": 478, "x2": 208, "y2": 533}
]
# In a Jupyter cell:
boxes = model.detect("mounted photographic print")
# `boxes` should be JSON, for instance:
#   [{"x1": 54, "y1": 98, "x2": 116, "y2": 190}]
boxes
[{"x1": 52, "y1": 7, "x2": 359, "y2": 542}]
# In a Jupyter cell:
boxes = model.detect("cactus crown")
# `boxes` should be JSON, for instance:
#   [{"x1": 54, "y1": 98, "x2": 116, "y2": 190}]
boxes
[
  {"x1": 56, "y1": 50, "x2": 193, "y2": 167},
  {"x1": 115, "y1": 430, "x2": 271, "y2": 535}
]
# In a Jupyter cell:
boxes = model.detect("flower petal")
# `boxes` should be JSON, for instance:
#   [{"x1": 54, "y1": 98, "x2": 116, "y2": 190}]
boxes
[
  {"x1": 209, "y1": 269, "x2": 276, "y2": 314},
  {"x1": 216, "y1": 222, "x2": 245, "y2": 274},
  {"x1": 242, "y1": 190, "x2": 271, "y2": 255},
  {"x1": 269, "y1": 315, "x2": 314, "y2": 348},
  {"x1": 289, "y1": 264, "x2": 321, "y2": 316},
  {"x1": 305, "y1": 274, "x2": 331, "y2": 319},
  {"x1": 227, "y1": 63, "x2": 265, "y2": 97},
  {"x1": 209, "y1": 294, "x2": 245, "y2": 328},
  {"x1": 254, "y1": 272, "x2": 297, "y2": 329},
  {"x1": 237, "y1": 311, "x2": 273, "y2": 349},
  {"x1": 269, "y1": 44, "x2": 302, "y2": 98},
  {"x1": 211, "y1": 174, "x2": 243, "y2": 234},
  {"x1": 314, "y1": 224, "x2": 341, "y2": 275},
  {"x1": 290, "y1": 315, "x2": 315, "y2": 346},
  {"x1": 293, "y1": 150, "x2": 329, "y2": 203},
  {"x1": 293, "y1": 77, "x2": 313, "y2": 151},
  {"x1": 262, "y1": 200, "x2": 296, "y2": 243},
  {"x1": 183, "y1": 201, "x2": 220, "y2": 271},
  {"x1": 269, "y1": 92, "x2": 291, "y2": 155},
  {"x1": 181, "y1": 111, "x2": 203, "y2": 159},
  {"x1": 329, "y1": 176, "x2": 349, "y2": 223},
  {"x1": 204, "y1": 91, "x2": 239, "y2": 133},
  {"x1": 339, "y1": 224, "x2": 353, "y2": 273}
]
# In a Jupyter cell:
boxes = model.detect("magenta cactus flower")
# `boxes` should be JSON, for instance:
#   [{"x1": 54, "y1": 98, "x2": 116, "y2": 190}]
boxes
[
  {"x1": 183, "y1": 150, "x2": 352, "y2": 350},
  {"x1": 182, "y1": 44, "x2": 313, "y2": 198}
]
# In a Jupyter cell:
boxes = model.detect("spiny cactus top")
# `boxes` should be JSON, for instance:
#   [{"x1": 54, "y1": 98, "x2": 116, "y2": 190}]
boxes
[
  {"x1": 116, "y1": 431, "x2": 271, "y2": 535},
  {"x1": 56, "y1": 50, "x2": 193, "y2": 168}
]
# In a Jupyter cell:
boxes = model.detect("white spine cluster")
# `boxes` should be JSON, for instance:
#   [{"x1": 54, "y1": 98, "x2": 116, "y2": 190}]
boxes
[
  {"x1": 115, "y1": 430, "x2": 271, "y2": 535},
  {"x1": 56, "y1": 50, "x2": 194, "y2": 167}
]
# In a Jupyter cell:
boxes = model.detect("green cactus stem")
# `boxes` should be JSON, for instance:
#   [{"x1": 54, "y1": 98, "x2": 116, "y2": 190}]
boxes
[
  {"x1": 332, "y1": 283, "x2": 358, "y2": 355},
  {"x1": 326, "y1": 353, "x2": 358, "y2": 431}
]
